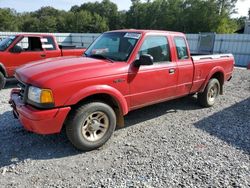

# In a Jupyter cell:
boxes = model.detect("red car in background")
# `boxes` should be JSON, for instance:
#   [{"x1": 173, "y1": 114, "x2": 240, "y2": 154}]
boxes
[{"x1": 0, "y1": 34, "x2": 85, "y2": 89}]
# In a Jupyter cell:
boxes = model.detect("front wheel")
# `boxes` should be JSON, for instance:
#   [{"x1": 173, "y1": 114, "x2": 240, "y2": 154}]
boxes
[
  {"x1": 0, "y1": 72, "x2": 6, "y2": 90},
  {"x1": 66, "y1": 102, "x2": 116, "y2": 151},
  {"x1": 198, "y1": 78, "x2": 220, "y2": 107}
]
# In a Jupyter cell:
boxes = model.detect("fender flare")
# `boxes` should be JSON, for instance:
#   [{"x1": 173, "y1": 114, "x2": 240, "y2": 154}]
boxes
[
  {"x1": 200, "y1": 66, "x2": 225, "y2": 92},
  {"x1": 0, "y1": 63, "x2": 8, "y2": 77},
  {"x1": 65, "y1": 85, "x2": 129, "y2": 115}
]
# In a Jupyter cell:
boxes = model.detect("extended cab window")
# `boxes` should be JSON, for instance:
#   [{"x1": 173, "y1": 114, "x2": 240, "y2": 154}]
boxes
[
  {"x1": 174, "y1": 37, "x2": 189, "y2": 60},
  {"x1": 15, "y1": 37, "x2": 43, "y2": 51},
  {"x1": 138, "y1": 36, "x2": 171, "y2": 63},
  {"x1": 41, "y1": 37, "x2": 56, "y2": 50}
]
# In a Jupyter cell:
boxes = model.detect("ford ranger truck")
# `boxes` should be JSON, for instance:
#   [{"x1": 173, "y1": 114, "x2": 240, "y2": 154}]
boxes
[
  {"x1": 0, "y1": 34, "x2": 85, "y2": 89},
  {"x1": 9, "y1": 30, "x2": 234, "y2": 151}
]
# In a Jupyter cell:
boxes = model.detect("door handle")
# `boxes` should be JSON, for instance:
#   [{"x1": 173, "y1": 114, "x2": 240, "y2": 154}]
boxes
[
  {"x1": 169, "y1": 69, "x2": 175, "y2": 74},
  {"x1": 41, "y1": 54, "x2": 46, "y2": 58}
]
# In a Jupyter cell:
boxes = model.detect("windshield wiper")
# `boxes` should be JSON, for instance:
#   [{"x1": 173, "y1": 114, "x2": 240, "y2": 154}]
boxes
[{"x1": 88, "y1": 54, "x2": 114, "y2": 63}]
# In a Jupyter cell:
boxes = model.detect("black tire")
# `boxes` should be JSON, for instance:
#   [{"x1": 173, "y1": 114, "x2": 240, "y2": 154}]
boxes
[
  {"x1": 198, "y1": 78, "x2": 220, "y2": 107},
  {"x1": 66, "y1": 101, "x2": 116, "y2": 151},
  {"x1": 0, "y1": 72, "x2": 6, "y2": 90}
]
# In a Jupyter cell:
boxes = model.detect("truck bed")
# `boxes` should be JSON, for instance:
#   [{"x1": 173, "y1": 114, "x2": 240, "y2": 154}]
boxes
[
  {"x1": 59, "y1": 45, "x2": 86, "y2": 56},
  {"x1": 190, "y1": 53, "x2": 234, "y2": 94},
  {"x1": 61, "y1": 48, "x2": 85, "y2": 56},
  {"x1": 191, "y1": 53, "x2": 233, "y2": 60}
]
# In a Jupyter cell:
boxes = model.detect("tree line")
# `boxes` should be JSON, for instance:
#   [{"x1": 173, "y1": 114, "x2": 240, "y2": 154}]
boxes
[{"x1": 0, "y1": 0, "x2": 249, "y2": 34}]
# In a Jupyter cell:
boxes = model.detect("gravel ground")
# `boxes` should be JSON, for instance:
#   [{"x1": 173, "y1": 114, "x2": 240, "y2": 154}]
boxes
[{"x1": 0, "y1": 68, "x2": 249, "y2": 187}]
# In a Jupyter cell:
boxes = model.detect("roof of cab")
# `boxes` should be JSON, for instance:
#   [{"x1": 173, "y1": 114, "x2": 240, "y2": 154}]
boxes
[
  {"x1": 15, "y1": 34, "x2": 54, "y2": 37},
  {"x1": 105, "y1": 29, "x2": 185, "y2": 36}
]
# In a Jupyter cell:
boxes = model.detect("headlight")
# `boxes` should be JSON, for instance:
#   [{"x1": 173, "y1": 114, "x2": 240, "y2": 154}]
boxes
[{"x1": 28, "y1": 86, "x2": 54, "y2": 105}]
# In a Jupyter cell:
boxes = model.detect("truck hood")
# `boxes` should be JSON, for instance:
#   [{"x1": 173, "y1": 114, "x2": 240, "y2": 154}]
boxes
[{"x1": 15, "y1": 56, "x2": 128, "y2": 87}]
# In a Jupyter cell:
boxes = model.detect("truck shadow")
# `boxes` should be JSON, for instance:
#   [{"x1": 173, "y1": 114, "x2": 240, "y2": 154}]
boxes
[
  {"x1": 0, "y1": 95, "x2": 201, "y2": 168},
  {"x1": 194, "y1": 97, "x2": 250, "y2": 155},
  {"x1": 123, "y1": 95, "x2": 200, "y2": 127},
  {"x1": 0, "y1": 111, "x2": 79, "y2": 168}
]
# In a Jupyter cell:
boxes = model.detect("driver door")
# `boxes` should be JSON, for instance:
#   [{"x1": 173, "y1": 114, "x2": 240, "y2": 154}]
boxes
[
  {"x1": 7, "y1": 36, "x2": 46, "y2": 76},
  {"x1": 129, "y1": 35, "x2": 178, "y2": 109}
]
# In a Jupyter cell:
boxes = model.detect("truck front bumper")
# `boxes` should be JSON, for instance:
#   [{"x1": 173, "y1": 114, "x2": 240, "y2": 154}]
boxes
[{"x1": 9, "y1": 89, "x2": 71, "y2": 135}]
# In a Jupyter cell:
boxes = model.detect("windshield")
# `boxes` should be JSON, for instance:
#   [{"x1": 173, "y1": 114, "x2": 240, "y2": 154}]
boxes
[
  {"x1": 0, "y1": 36, "x2": 17, "y2": 51},
  {"x1": 84, "y1": 32, "x2": 141, "y2": 61}
]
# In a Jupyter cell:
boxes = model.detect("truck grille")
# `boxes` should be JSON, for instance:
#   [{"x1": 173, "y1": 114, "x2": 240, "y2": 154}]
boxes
[{"x1": 17, "y1": 81, "x2": 27, "y2": 102}]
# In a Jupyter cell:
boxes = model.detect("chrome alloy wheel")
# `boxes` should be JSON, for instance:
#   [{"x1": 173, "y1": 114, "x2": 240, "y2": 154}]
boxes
[{"x1": 81, "y1": 111, "x2": 109, "y2": 142}]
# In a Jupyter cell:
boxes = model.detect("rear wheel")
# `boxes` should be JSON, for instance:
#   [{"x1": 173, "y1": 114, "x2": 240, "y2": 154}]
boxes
[
  {"x1": 66, "y1": 101, "x2": 116, "y2": 151},
  {"x1": 0, "y1": 72, "x2": 6, "y2": 90},
  {"x1": 198, "y1": 78, "x2": 220, "y2": 107}
]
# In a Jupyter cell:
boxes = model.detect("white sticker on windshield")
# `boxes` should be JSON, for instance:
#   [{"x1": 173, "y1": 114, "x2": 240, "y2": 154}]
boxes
[
  {"x1": 92, "y1": 48, "x2": 109, "y2": 54},
  {"x1": 124, "y1": 33, "x2": 141, "y2": 39},
  {"x1": 9, "y1": 36, "x2": 16, "y2": 39}
]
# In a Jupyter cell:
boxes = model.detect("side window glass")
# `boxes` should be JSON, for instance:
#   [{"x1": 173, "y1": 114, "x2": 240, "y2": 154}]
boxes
[
  {"x1": 138, "y1": 36, "x2": 171, "y2": 63},
  {"x1": 174, "y1": 37, "x2": 189, "y2": 60},
  {"x1": 42, "y1": 37, "x2": 56, "y2": 50},
  {"x1": 15, "y1": 37, "x2": 42, "y2": 51}
]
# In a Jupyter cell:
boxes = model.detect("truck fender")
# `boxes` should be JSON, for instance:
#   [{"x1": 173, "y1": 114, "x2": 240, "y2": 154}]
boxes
[
  {"x1": 0, "y1": 63, "x2": 8, "y2": 77},
  {"x1": 65, "y1": 85, "x2": 129, "y2": 115},
  {"x1": 199, "y1": 66, "x2": 225, "y2": 93}
]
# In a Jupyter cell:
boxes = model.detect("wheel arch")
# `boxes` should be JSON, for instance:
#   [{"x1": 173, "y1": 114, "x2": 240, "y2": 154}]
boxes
[
  {"x1": 200, "y1": 67, "x2": 225, "y2": 95},
  {"x1": 65, "y1": 85, "x2": 129, "y2": 127}
]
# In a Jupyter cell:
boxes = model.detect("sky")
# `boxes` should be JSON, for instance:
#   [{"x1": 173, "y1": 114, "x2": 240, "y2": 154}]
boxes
[{"x1": 0, "y1": 0, "x2": 249, "y2": 18}]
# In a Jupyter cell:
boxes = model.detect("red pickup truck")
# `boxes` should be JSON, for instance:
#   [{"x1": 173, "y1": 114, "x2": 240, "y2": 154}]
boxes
[
  {"x1": 0, "y1": 34, "x2": 85, "y2": 89},
  {"x1": 9, "y1": 30, "x2": 234, "y2": 151}
]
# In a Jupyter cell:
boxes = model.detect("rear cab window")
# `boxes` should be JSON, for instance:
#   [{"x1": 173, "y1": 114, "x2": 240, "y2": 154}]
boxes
[
  {"x1": 41, "y1": 37, "x2": 56, "y2": 50},
  {"x1": 174, "y1": 37, "x2": 189, "y2": 60}
]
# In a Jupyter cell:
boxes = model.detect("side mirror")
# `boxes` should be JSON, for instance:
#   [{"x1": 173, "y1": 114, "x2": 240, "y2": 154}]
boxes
[
  {"x1": 134, "y1": 54, "x2": 153, "y2": 67},
  {"x1": 10, "y1": 45, "x2": 23, "y2": 53}
]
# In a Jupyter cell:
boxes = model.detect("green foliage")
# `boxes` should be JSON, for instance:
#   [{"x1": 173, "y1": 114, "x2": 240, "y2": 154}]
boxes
[
  {"x1": 0, "y1": 8, "x2": 20, "y2": 31},
  {"x1": 71, "y1": 0, "x2": 122, "y2": 30},
  {"x1": 124, "y1": 0, "x2": 239, "y2": 33},
  {"x1": 216, "y1": 16, "x2": 238, "y2": 33},
  {"x1": 0, "y1": 0, "x2": 243, "y2": 33},
  {"x1": 69, "y1": 10, "x2": 108, "y2": 33}
]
